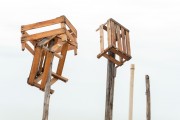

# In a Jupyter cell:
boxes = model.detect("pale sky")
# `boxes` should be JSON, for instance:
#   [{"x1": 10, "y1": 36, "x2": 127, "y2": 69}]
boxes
[{"x1": 0, "y1": 0, "x2": 180, "y2": 120}]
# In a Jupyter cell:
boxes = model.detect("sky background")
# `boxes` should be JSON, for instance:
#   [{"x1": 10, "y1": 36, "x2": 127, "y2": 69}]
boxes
[{"x1": 0, "y1": 0, "x2": 180, "y2": 120}]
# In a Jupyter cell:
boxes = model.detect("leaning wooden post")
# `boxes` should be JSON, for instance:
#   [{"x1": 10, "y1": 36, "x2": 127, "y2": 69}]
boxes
[
  {"x1": 105, "y1": 52, "x2": 116, "y2": 120},
  {"x1": 145, "y1": 75, "x2": 151, "y2": 120},
  {"x1": 128, "y1": 64, "x2": 135, "y2": 120}
]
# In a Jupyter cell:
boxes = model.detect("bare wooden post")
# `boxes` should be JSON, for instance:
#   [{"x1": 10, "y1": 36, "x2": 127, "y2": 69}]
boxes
[
  {"x1": 42, "y1": 41, "x2": 54, "y2": 120},
  {"x1": 145, "y1": 75, "x2": 151, "y2": 120},
  {"x1": 105, "y1": 52, "x2": 116, "y2": 120},
  {"x1": 128, "y1": 64, "x2": 135, "y2": 120}
]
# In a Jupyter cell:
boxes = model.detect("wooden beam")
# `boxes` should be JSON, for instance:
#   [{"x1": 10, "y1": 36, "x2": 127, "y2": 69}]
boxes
[
  {"x1": 105, "y1": 52, "x2": 116, "y2": 120},
  {"x1": 22, "y1": 28, "x2": 65, "y2": 41},
  {"x1": 110, "y1": 18, "x2": 129, "y2": 32},
  {"x1": 103, "y1": 54, "x2": 122, "y2": 66},
  {"x1": 21, "y1": 16, "x2": 65, "y2": 31},
  {"x1": 28, "y1": 47, "x2": 42, "y2": 85},
  {"x1": 107, "y1": 20, "x2": 112, "y2": 47},
  {"x1": 25, "y1": 43, "x2": 34, "y2": 55},
  {"x1": 111, "y1": 21, "x2": 116, "y2": 48},
  {"x1": 51, "y1": 43, "x2": 68, "y2": 85},
  {"x1": 129, "y1": 64, "x2": 135, "y2": 120},
  {"x1": 51, "y1": 72, "x2": 68, "y2": 82},
  {"x1": 145, "y1": 75, "x2": 151, "y2": 120},
  {"x1": 65, "y1": 17, "x2": 77, "y2": 37},
  {"x1": 37, "y1": 35, "x2": 56, "y2": 46},
  {"x1": 121, "y1": 27, "x2": 126, "y2": 54}
]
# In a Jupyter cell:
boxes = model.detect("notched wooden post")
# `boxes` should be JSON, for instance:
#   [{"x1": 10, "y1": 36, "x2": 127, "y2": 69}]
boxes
[{"x1": 145, "y1": 75, "x2": 151, "y2": 120}]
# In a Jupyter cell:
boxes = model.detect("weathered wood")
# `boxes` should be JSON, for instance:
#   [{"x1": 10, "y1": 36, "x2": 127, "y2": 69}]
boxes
[
  {"x1": 145, "y1": 75, "x2": 151, "y2": 120},
  {"x1": 51, "y1": 72, "x2": 68, "y2": 82},
  {"x1": 126, "y1": 31, "x2": 131, "y2": 56},
  {"x1": 22, "y1": 28, "x2": 65, "y2": 41},
  {"x1": 42, "y1": 57, "x2": 53, "y2": 120},
  {"x1": 103, "y1": 54, "x2": 122, "y2": 66},
  {"x1": 121, "y1": 27, "x2": 126, "y2": 54},
  {"x1": 111, "y1": 21, "x2": 116, "y2": 48},
  {"x1": 107, "y1": 20, "x2": 112, "y2": 47},
  {"x1": 128, "y1": 64, "x2": 135, "y2": 120},
  {"x1": 21, "y1": 16, "x2": 65, "y2": 31},
  {"x1": 100, "y1": 25, "x2": 104, "y2": 52},
  {"x1": 25, "y1": 43, "x2": 34, "y2": 55},
  {"x1": 105, "y1": 52, "x2": 116, "y2": 120},
  {"x1": 65, "y1": 17, "x2": 77, "y2": 37}
]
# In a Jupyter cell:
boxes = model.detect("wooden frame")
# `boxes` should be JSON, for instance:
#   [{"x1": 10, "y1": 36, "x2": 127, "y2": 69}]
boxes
[
  {"x1": 21, "y1": 16, "x2": 78, "y2": 93},
  {"x1": 96, "y1": 18, "x2": 131, "y2": 68}
]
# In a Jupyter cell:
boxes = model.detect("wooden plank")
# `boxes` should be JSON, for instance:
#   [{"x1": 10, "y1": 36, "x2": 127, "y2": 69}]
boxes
[
  {"x1": 51, "y1": 43, "x2": 68, "y2": 85},
  {"x1": 129, "y1": 64, "x2": 135, "y2": 120},
  {"x1": 105, "y1": 52, "x2": 116, "y2": 120},
  {"x1": 110, "y1": 47, "x2": 130, "y2": 60},
  {"x1": 65, "y1": 17, "x2": 77, "y2": 37},
  {"x1": 33, "y1": 82, "x2": 54, "y2": 94},
  {"x1": 103, "y1": 54, "x2": 122, "y2": 66},
  {"x1": 22, "y1": 28, "x2": 65, "y2": 41},
  {"x1": 66, "y1": 30, "x2": 76, "y2": 43},
  {"x1": 38, "y1": 50, "x2": 46, "y2": 75},
  {"x1": 146, "y1": 75, "x2": 151, "y2": 120},
  {"x1": 51, "y1": 72, "x2": 68, "y2": 82},
  {"x1": 21, "y1": 16, "x2": 65, "y2": 31},
  {"x1": 40, "y1": 51, "x2": 54, "y2": 90},
  {"x1": 116, "y1": 26, "x2": 122, "y2": 52},
  {"x1": 100, "y1": 25, "x2": 104, "y2": 52},
  {"x1": 37, "y1": 35, "x2": 56, "y2": 46},
  {"x1": 28, "y1": 47, "x2": 42, "y2": 85},
  {"x1": 110, "y1": 18, "x2": 129, "y2": 32},
  {"x1": 126, "y1": 31, "x2": 131, "y2": 56},
  {"x1": 97, "y1": 47, "x2": 111, "y2": 59},
  {"x1": 121, "y1": 27, "x2": 126, "y2": 53},
  {"x1": 111, "y1": 21, "x2": 116, "y2": 48},
  {"x1": 107, "y1": 20, "x2": 112, "y2": 47},
  {"x1": 25, "y1": 43, "x2": 34, "y2": 55}
]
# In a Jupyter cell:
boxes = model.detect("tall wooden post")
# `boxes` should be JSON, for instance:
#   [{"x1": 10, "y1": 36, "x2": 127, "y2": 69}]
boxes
[
  {"x1": 42, "y1": 41, "x2": 54, "y2": 120},
  {"x1": 128, "y1": 64, "x2": 135, "y2": 120},
  {"x1": 105, "y1": 52, "x2": 116, "y2": 120},
  {"x1": 145, "y1": 75, "x2": 151, "y2": 120}
]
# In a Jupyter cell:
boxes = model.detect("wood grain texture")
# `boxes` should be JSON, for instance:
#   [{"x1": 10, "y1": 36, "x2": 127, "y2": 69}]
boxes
[{"x1": 105, "y1": 52, "x2": 116, "y2": 120}]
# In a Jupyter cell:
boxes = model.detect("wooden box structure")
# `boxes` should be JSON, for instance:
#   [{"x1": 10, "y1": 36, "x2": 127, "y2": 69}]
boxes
[
  {"x1": 21, "y1": 16, "x2": 77, "y2": 93},
  {"x1": 96, "y1": 18, "x2": 131, "y2": 67}
]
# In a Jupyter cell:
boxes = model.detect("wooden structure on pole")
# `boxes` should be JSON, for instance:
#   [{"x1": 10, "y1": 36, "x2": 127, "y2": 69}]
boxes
[
  {"x1": 128, "y1": 64, "x2": 135, "y2": 120},
  {"x1": 20, "y1": 16, "x2": 78, "y2": 120},
  {"x1": 96, "y1": 18, "x2": 132, "y2": 120},
  {"x1": 145, "y1": 75, "x2": 151, "y2": 120}
]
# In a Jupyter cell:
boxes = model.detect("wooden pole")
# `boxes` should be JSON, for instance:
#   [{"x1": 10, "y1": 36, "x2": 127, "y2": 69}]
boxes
[
  {"x1": 42, "y1": 41, "x2": 54, "y2": 120},
  {"x1": 128, "y1": 64, "x2": 135, "y2": 120},
  {"x1": 105, "y1": 52, "x2": 116, "y2": 120},
  {"x1": 145, "y1": 75, "x2": 151, "y2": 120}
]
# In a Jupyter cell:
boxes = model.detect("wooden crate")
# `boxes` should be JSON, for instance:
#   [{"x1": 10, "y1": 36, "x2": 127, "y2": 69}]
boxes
[
  {"x1": 21, "y1": 16, "x2": 77, "y2": 93},
  {"x1": 96, "y1": 18, "x2": 131, "y2": 67}
]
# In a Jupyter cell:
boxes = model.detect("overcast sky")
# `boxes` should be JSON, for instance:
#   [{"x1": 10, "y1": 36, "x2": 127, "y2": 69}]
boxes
[{"x1": 0, "y1": 0, "x2": 180, "y2": 120}]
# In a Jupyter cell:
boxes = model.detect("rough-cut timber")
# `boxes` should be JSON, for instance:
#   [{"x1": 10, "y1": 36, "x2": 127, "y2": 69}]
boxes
[
  {"x1": 105, "y1": 52, "x2": 115, "y2": 120},
  {"x1": 146, "y1": 75, "x2": 151, "y2": 120}
]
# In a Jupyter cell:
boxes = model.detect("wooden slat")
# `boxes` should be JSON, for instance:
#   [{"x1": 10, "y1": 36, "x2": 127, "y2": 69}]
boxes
[
  {"x1": 103, "y1": 54, "x2": 122, "y2": 66},
  {"x1": 33, "y1": 82, "x2": 54, "y2": 94},
  {"x1": 65, "y1": 17, "x2": 77, "y2": 37},
  {"x1": 51, "y1": 43, "x2": 68, "y2": 85},
  {"x1": 51, "y1": 72, "x2": 68, "y2": 82},
  {"x1": 110, "y1": 47, "x2": 130, "y2": 60},
  {"x1": 28, "y1": 47, "x2": 43, "y2": 85},
  {"x1": 25, "y1": 43, "x2": 34, "y2": 55},
  {"x1": 110, "y1": 18, "x2": 129, "y2": 32},
  {"x1": 121, "y1": 27, "x2": 126, "y2": 53},
  {"x1": 21, "y1": 16, "x2": 65, "y2": 31},
  {"x1": 22, "y1": 28, "x2": 65, "y2": 41},
  {"x1": 111, "y1": 21, "x2": 116, "y2": 48},
  {"x1": 107, "y1": 20, "x2": 112, "y2": 47},
  {"x1": 126, "y1": 31, "x2": 131, "y2": 56},
  {"x1": 66, "y1": 30, "x2": 76, "y2": 42},
  {"x1": 38, "y1": 50, "x2": 46, "y2": 74},
  {"x1": 97, "y1": 47, "x2": 111, "y2": 59},
  {"x1": 100, "y1": 25, "x2": 104, "y2": 52},
  {"x1": 40, "y1": 51, "x2": 54, "y2": 90},
  {"x1": 37, "y1": 35, "x2": 56, "y2": 46},
  {"x1": 116, "y1": 26, "x2": 122, "y2": 52}
]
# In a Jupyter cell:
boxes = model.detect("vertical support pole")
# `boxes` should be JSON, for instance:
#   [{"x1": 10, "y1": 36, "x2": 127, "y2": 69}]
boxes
[
  {"x1": 145, "y1": 75, "x2": 151, "y2": 120},
  {"x1": 128, "y1": 64, "x2": 135, "y2": 120},
  {"x1": 105, "y1": 52, "x2": 116, "y2": 120},
  {"x1": 42, "y1": 41, "x2": 54, "y2": 120}
]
